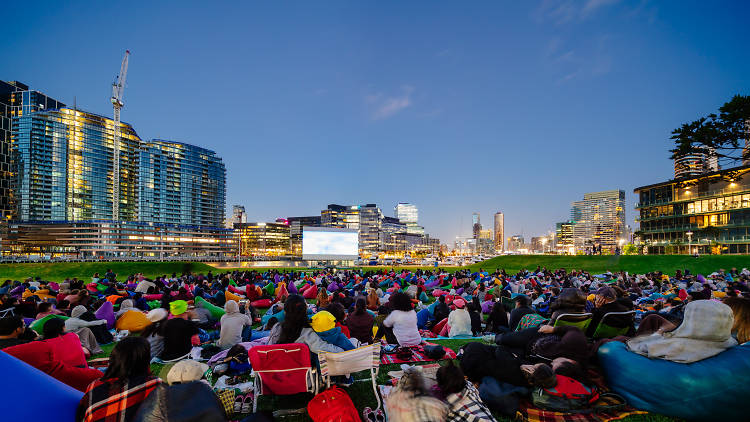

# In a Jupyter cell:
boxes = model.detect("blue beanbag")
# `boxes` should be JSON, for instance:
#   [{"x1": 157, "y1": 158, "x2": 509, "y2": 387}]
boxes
[
  {"x1": 598, "y1": 341, "x2": 750, "y2": 421},
  {"x1": 416, "y1": 308, "x2": 431, "y2": 329},
  {"x1": 261, "y1": 309, "x2": 285, "y2": 326},
  {"x1": 0, "y1": 351, "x2": 83, "y2": 422}
]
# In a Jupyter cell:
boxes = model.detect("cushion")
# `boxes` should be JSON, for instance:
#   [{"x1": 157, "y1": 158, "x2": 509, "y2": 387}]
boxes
[
  {"x1": 251, "y1": 299, "x2": 273, "y2": 308},
  {"x1": 144, "y1": 294, "x2": 163, "y2": 301},
  {"x1": 598, "y1": 341, "x2": 750, "y2": 421},
  {"x1": 195, "y1": 296, "x2": 225, "y2": 319},
  {"x1": 115, "y1": 310, "x2": 152, "y2": 333},
  {"x1": 302, "y1": 286, "x2": 318, "y2": 299},
  {"x1": 95, "y1": 301, "x2": 115, "y2": 329},
  {"x1": 30, "y1": 314, "x2": 69, "y2": 335},
  {"x1": 0, "y1": 350, "x2": 83, "y2": 421},
  {"x1": 225, "y1": 290, "x2": 244, "y2": 303},
  {"x1": 3, "y1": 341, "x2": 102, "y2": 392}
]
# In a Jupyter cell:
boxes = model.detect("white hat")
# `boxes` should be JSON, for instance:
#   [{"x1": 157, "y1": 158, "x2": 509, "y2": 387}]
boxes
[
  {"x1": 146, "y1": 308, "x2": 168, "y2": 323},
  {"x1": 167, "y1": 360, "x2": 209, "y2": 385}
]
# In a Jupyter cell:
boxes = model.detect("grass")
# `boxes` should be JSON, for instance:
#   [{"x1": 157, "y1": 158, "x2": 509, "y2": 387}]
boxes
[{"x1": 0, "y1": 261, "x2": 219, "y2": 283}]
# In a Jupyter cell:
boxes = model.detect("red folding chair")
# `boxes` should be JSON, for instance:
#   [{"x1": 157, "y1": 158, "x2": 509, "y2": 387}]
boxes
[{"x1": 248, "y1": 343, "x2": 318, "y2": 412}]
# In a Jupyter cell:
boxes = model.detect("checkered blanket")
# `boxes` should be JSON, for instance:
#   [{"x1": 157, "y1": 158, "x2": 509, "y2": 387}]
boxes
[
  {"x1": 380, "y1": 341, "x2": 458, "y2": 365},
  {"x1": 520, "y1": 396, "x2": 647, "y2": 422}
]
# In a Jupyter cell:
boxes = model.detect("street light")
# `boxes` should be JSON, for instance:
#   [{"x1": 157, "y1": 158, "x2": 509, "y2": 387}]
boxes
[{"x1": 685, "y1": 231, "x2": 693, "y2": 255}]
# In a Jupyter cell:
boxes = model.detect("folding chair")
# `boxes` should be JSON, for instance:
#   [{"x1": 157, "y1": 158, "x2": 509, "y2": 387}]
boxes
[
  {"x1": 248, "y1": 343, "x2": 318, "y2": 413},
  {"x1": 553, "y1": 313, "x2": 593, "y2": 332},
  {"x1": 318, "y1": 343, "x2": 382, "y2": 411},
  {"x1": 0, "y1": 308, "x2": 15, "y2": 318},
  {"x1": 591, "y1": 310, "x2": 635, "y2": 339}
]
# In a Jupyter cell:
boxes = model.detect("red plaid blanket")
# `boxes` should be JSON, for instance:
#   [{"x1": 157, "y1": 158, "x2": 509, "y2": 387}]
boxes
[
  {"x1": 520, "y1": 397, "x2": 647, "y2": 422},
  {"x1": 380, "y1": 341, "x2": 457, "y2": 365}
]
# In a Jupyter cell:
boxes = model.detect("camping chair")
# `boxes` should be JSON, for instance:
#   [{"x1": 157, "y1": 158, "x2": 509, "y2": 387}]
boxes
[
  {"x1": 591, "y1": 311, "x2": 636, "y2": 339},
  {"x1": 318, "y1": 343, "x2": 382, "y2": 411},
  {"x1": 0, "y1": 308, "x2": 15, "y2": 318},
  {"x1": 248, "y1": 343, "x2": 318, "y2": 413},
  {"x1": 553, "y1": 313, "x2": 593, "y2": 333}
]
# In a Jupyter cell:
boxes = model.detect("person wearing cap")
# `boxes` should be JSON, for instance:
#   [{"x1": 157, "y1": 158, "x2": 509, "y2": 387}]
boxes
[
  {"x1": 445, "y1": 298, "x2": 472, "y2": 338},
  {"x1": 160, "y1": 300, "x2": 200, "y2": 361},
  {"x1": 586, "y1": 286, "x2": 633, "y2": 337},
  {"x1": 311, "y1": 310, "x2": 355, "y2": 351}
]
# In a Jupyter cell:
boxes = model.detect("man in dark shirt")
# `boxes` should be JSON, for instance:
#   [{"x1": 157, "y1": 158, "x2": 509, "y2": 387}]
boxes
[
  {"x1": 0, "y1": 315, "x2": 36, "y2": 349},
  {"x1": 433, "y1": 295, "x2": 450, "y2": 323},
  {"x1": 161, "y1": 300, "x2": 200, "y2": 360},
  {"x1": 508, "y1": 295, "x2": 536, "y2": 331},
  {"x1": 586, "y1": 286, "x2": 633, "y2": 337}
]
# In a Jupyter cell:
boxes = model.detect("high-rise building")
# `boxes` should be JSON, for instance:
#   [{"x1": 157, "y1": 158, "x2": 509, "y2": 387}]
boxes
[
  {"x1": 226, "y1": 205, "x2": 247, "y2": 228},
  {"x1": 555, "y1": 221, "x2": 575, "y2": 254},
  {"x1": 674, "y1": 151, "x2": 720, "y2": 179},
  {"x1": 0, "y1": 80, "x2": 65, "y2": 220},
  {"x1": 507, "y1": 235, "x2": 525, "y2": 252},
  {"x1": 359, "y1": 204, "x2": 383, "y2": 253},
  {"x1": 139, "y1": 139, "x2": 226, "y2": 227},
  {"x1": 321, "y1": 204, "x2": 360, "y2": 230},
  {"x1": 571, "y1": 190, "x2": 626, "y2": 253},
  {"x1": 395, "y1": 202, "x2": 424, "y2": 235},
  {"x1": 472, "y1": 212, "x2": 481, "y2": 239},
  {"x1": 12, "y1": 108, "x2": 140, "y2": 222},
  {"x1": 493, "y1": 212, "x2": 504, "y2": 252},
  {"x1": 380, "y1": 216, "x2": 407, "y2": 253},
  {"x1": 287, "y1": 215, "x2": 321, "y2": 256},
  {"x1": 236, "y1": 222, "x2": 291, "y2": 256}
]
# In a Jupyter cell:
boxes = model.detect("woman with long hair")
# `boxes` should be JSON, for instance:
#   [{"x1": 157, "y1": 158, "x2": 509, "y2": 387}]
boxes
[
  {"x1": 377, "y1": 292, "x2": 421, "y2": 346},
  {"x1": 76, "y1": 337, "x2": 161, "y2": 422},
  {"x1": 267, "y1": 294, "x2": 344, "y2": 354},
  {"x1": 723, "y1": 297, "x2": 750, "y2": 344},
  {"x1": 346, "y1": 298, "x2": 374, "y2": 344}
]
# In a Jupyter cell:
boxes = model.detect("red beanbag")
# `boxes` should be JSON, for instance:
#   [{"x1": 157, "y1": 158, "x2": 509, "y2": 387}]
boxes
[
  {"x1": 251, "y1": 299, "x2": 273, "y2": 308},
  {"x1": 302, "y1": 286, "x2": 318, "y2": 299},
  {"x1": 144, "y1": 294, "x2": 162, "y2": 301},
  {"x1": 86, "y1": 283, "x2": 98, "y2": 293},
  {"x1": 432, "y1": 289, "x2": 447, "y2": 297},
  {"x1": 432, "y1": 317, "x2": 448, "y2": 335},
  {"x1": 4, "y1": 341, "x2": 102, "y2": 392}
]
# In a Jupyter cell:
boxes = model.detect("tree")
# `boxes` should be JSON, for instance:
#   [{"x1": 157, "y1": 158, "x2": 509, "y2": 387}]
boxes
[{"x1": 670, "y1": 95, "x2": 750, "y2": 167}]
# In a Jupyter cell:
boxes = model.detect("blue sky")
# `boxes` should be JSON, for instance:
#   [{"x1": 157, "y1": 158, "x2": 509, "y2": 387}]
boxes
[{"x1": 2, "y1": 1, "x2": 748, "y2": 243}]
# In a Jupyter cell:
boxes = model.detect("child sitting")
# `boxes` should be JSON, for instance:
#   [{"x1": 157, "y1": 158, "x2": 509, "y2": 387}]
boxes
[{"x1": 311, "y1": 311, "x2": 355, "y2": 351}]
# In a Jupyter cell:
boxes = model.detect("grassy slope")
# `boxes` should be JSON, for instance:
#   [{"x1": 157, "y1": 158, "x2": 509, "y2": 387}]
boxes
[{"x1": 0, "y1": 261, "x2": 219, "y2": 283}]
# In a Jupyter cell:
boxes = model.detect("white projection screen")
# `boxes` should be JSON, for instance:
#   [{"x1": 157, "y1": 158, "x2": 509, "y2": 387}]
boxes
[{"x1": 302, "y1": 227, "x2": 359, "y2": 260}]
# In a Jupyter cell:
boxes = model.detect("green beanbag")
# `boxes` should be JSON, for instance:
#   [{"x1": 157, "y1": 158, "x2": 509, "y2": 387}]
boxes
[
  {"x1": 195, "y1": 296, "x2": 225, "y2": 319},
  {"x1": 263, "y1": 282, "x2": 275, "y2": 296},
  {"x1": 147, "y1": 300, "x2": 161, "y2": 310},
  {"x1": 30, "y1": 315, "x2": 69, "y2": 335}
]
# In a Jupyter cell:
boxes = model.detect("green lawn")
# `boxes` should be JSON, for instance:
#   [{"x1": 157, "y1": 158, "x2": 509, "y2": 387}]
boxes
[{"x1": 0, "y1": 261, "x2": 219, "y2": 283}]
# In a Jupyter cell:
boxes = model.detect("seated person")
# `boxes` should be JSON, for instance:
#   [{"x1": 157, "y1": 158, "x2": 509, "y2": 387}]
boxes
[
  {"x1": 0, "y1": 315, "x2": 37, "y2": 349},
  {"x1": 549, "y1": 288, "x2": 587, "y2": 324},
  {"x1": 66, "y1": 305, "x2": 112, "y2": 346},
  {"x1": 497, "y1": 323, "x2": 589, "y2": 364},
  {"x1": 724, "y1": 297, "x2": 750, "y2": 344},
  {"x1": 35, "y1": 302, "x2": 65, "y2": 319},
  {"x1": 376, "y1": 292, "x2": 421, "y2": 347},
  {"x1": 77, "y1": 337, "x2": 161, "y2": 422},
  {"x1": 508, "y1": 295, "x2": 535, "y2": 331},
  {"x1": 161, "y1": 300, "x2": 200, "y2": 361},
  {"x1": 385, "y1": 366, "x2": 447, "y2": 422},
  {"x1": 485, "y1": 301, "x2": 509, "y2": 334},
  {"x1": 443, "y1": 299, "x2": 472, "y2": 337},
  {"x1": 142, "y1": 308, "x2": 168, "y2": 359},
  {"x1": 346, "y1": 298, "x2": 374, "y2": 345},
  {"x1": 41, "y1": 317, "x2": 88, "y2": 367},
  {"x1": 217, "y1": 300, "x2": 252, "y2": 349},
  {"x1": 433, "y1": 295, "x2": 450, "y2": 323},
  {"x1": 311, "y1": 310, "x2": 355, "y2": 351},
  {"x1": 436, "y1": 362, "x2": 495, "y2": 422},
  {"x1": 267, "y1": 295, "x2": 344, "y2": 355},
  {"x1": 325, "y1": 302, "x2": 351, "y2": 338},
  {"x1": 586, "y1": 286, "x2": 634, "y2": 337}
]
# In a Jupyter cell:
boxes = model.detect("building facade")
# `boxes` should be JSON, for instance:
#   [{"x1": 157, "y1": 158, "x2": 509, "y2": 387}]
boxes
[
  {"x1": 139, "y1": 139, "x2": 226, "y2": 227},
  {"x1": 226, "y1": 205, "x2": 247, "y2": 228},
  {"x1": 321, "y1": 204, "x2": 360, "y2": 230},
  {"x1": 12, "y1": 108, "x2": 141, "y2": 222},
  {"x1": 674, "y1": 151, "x2": 719, "y2": 179},
  {"x1": 472, "y1": 213, "x2": 481, "y2": 239},
  {"x1": 287, "y1": 216, "x2": 321, "y2": 256},
  {"x1": 635, "y1": 164, "x2": 750, "y2": 254},
  {"x1": 359, "y1": 204, "x2": 383, "y2": 254},
  {"x1": 571, "y1": 190, "x2": 626, "y2": 253},
  {"x1": 555, "y1": 221, "x2": 575, "y2": 254},
  {"x1": 493, "y1": 212, "x2": 504, "y2": 252},
  {"x1": 507, "y1": 235, "x2": 525, "y2": 252},
  {"x1": 236, "y1": 222, "x2": 291, "y2": 257},
  {"x1": 395, "y1": 202, "x2": 424, "y2": 235}
]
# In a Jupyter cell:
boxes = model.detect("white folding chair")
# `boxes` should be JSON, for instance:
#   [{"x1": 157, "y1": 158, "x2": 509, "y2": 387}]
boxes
[{"x1": 318, "y1": 343, "x2": 382, "y2": 411}]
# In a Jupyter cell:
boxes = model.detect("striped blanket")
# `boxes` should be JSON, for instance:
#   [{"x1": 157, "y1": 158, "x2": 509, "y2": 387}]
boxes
[{"x1": 380, "y1": 342, "x2": 457, "y2": 365}]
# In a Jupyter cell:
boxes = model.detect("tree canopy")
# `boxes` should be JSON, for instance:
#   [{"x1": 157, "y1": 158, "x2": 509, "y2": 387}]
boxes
[{"x1": 670, "y1": 95, "x2": 750, "y2": 167}]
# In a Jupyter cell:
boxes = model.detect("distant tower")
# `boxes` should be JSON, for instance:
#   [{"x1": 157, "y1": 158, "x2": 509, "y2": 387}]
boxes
[
  {"x1": 493, "y1": 212, "x2": 504, "y2": 252},
  {"x1": 472, "y1": 213, "x2": 481, "y2": 239}
]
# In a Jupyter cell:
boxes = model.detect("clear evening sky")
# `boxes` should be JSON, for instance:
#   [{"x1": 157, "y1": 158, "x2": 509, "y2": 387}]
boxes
[{"x1": 2, "y1": 1, "x2": 748, "y2": 243}]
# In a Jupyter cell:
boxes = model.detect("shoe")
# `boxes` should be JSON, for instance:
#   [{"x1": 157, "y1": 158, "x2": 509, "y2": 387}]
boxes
[
  {"x1": 362, "y1": 407, "x2": 375, "y2": 422},
  {"x1": 374, "y1": 408, "x2": 386, "y2": 422},
  {"x1": 240, "y1": 393, "x2": 253, "y2": 414},
  {"x1": 234, "y1": 395, "x2": 244, "y2": 414}
]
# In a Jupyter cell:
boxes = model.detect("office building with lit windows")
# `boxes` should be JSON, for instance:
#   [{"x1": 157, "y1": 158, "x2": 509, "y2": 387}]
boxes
[
  {"x1": 11, "y1": 108, "x2": 141, "y2": 222},
  {"x1": 139, "y1": 139, "x2": 226, "y2": 227},
  {"x1": 571, "y1": 190, "x2": 626, "y2": 254},
  {"x1": 287, "y1": 216, "x2": 321, "y2": 256},
  {"x1": 635, "y1": 164, "x2": 750, "y2": 254},
  {"x1": 395, "y1": 202, "x2": 424, "y2": 235},
  {"x1": 494, "y1": 212, "x2": 504, "y2": 252},
  {"x1": 235, "y1": 222, "x2": 291, "y2": 256},
  {"x1": 555, "y1": 221, "x2": 575, "y2": 254}
]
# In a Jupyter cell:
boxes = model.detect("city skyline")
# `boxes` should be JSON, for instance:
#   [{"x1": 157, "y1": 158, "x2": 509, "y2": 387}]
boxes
[{"x1": 2, "y1": 2, "x2": 749, "y2": 243}]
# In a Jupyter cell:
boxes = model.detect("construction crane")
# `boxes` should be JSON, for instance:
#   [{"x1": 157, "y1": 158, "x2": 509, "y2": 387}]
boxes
[{"x1": 111, "y1": 50, "x2": 130, "y2": 221}]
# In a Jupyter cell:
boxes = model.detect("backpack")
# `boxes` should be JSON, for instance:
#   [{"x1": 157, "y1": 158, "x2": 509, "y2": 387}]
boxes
[
  {"x1": 531, "y1": 375, "x2": 600, "y2": 412},
  {"x1": 307, "y1": 386, "x2": 360, "y2": 422}
]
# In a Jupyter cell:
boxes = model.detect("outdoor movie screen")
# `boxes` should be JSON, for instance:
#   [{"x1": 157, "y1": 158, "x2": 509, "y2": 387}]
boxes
[{"x1": 302, "y1": 227, "x2": 359, "y2": 260}]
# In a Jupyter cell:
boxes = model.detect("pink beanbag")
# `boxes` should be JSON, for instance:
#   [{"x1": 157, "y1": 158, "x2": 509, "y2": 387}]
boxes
[
  {"x1": 302, "y1": 286, "x2": 318, "y2": 299},
  {"x1": 144, "y1": 294, "x2": 162, "y2": 301},
  {"x1": 251, "y1": 299, "x2": 273, "y2": 308}
]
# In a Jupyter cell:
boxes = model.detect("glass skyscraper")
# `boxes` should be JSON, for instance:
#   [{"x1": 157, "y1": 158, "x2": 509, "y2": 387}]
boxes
[
  {"x1": 571, "y1": 190, "x2": 626, "y2": 253},
  {"x1": 139, "y1": 139, "x2": 226, "y2": 227},
  {"x1": 11, "y1": 108, "x2": 140, "y2": 221}
]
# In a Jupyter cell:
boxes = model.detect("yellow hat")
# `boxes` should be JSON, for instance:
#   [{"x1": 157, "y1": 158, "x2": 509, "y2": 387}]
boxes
[
  {"x1": 587, "y1": 294, "x2": 596, "y2": 302},
  {"x1": 170, "y1": 300, "x2": 188, "y2": 316},
  {"x1": 311, "y1": 311, "x2": 336, "y2": 333}
]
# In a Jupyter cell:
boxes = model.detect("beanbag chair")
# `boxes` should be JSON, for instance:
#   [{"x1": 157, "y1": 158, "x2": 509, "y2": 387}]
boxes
[
  {"x1": 86, "y1": 283, "x2": 99, "y2": 293},
  {"x1": 432, "y1": 289, "x2": 447, "y2": 297},
  {"x1": 262, "y1": 309, "x2": 285, "y2": 326},
  {"x1": 416, "y1": 308, "x2": 431, "y2": 330},
  {"x1": 432, "y1": 318, "x2": 448, "y2": 335},
  {"x1": 147, "y1": 300, "x2": 161, "y2": 310},
  {"x1": 115, "y1": 310, "x2": 151, "y2": 333},
  {"x1": 481, "y1": 300, "x2": 494, "y2": 314},
  {"x1": 302, "y1": 286, "x2": 318, "y2": 299},
  {"x1": 263, "y1": 282, "x2": 275, "y2": 296},
  {"x1": 598, "y1": 341, "x2": 750, "y2": 421},
  {"x1": 144, "y1": 294, "x2": 163, "y2": 301},
  {"x1": 30, "y1": 314, "x2": 69, "y2": 335},
  {"x1": 195, "y1": 296, "x2": 225, "y2": 319},
  {"x1": 251, "y1": 299, "x2": 273, "y2": 308},
  {"x1": 3, "y1": 341, "x2": 102, "y2": 392},
  {"x1": 95, "y1": 301, "x2": 115, "y2": 329},
  {"x1": 327, "y1": 282, "x2": 339, "y2": 293},
  {"x1": 276, "y1": 284, "x2": 289, "y2": 301},
  {"x1": 0, "y1": 350, "x2": 83, "y2": 422},
  {"x1": 246, "y1": 284, "x2": 262, "y2": 301},
  {"x1": 225, "y1": 290, "x2": 244, "y2": 303},
  {"x1": 287, "y1": 281, "x2": 298, "y2": 295}
]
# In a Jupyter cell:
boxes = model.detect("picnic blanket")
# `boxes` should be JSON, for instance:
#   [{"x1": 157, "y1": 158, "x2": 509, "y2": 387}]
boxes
[
  {"x1": 380, "y1": 342, "x2": 458, "y2": 365},
  {"x1": 520, "y1": 397, "x2": 647, "y2": 422}
]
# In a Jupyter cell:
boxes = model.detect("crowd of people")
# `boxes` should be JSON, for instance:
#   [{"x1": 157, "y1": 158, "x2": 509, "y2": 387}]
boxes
[{"x1": 0, "y1": 264, "x2": 749, "y2": 421}]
